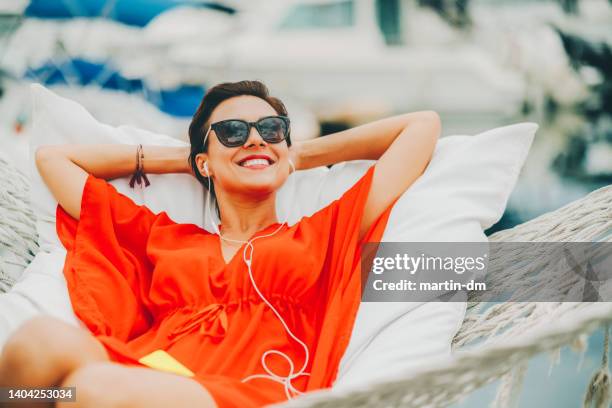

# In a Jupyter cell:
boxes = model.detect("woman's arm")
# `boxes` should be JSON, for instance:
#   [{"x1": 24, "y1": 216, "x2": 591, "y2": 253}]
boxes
[
  {"x1": 292, "y1": 111, "x2": 441, "y2": 240},
  {"x1": 293, "y1": 112, "x2": 437, "y2": 169},
  {"x1": 35, "y1": 144, "x2": 191, "y2": 221}
]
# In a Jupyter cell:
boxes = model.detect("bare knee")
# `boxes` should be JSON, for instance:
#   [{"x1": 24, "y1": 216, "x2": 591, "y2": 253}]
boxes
[
  {"x1": 9, "y1": 316, "x2": 106, "y2": 362},
  {"x1": 0, "y1": 316, "x2": 107, "y2": 386},
  {"x1": 59, "y1": 363, "x2": 217, "y2": 408},
  {"x1": 0, "y1": 316, "x2": 59, "y2": 385},
  {"x1": 58, "y1": 363, "x2": 130, "y2": 408}
]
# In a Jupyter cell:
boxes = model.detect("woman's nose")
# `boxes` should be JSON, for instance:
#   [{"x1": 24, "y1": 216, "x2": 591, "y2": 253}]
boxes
[{"x1": 243, "y1": 125, "x2": 266, "y2": 147}]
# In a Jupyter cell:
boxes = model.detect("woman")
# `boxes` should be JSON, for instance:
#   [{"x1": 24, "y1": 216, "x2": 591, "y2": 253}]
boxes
[{"x1": 0, "y1": 80, "x2": 440, "y2": 408}]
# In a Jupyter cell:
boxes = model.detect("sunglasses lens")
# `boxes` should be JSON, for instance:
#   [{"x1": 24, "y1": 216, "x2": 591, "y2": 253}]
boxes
[
  {"x1": 258, "y1": 117, "x2": 287, "y2": 143},
  {"x1": 216, "y1": 121, "x2": 248, "y2": 146}
]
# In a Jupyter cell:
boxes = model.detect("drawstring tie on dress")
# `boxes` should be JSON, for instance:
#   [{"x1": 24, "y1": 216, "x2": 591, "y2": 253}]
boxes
[
  {"x1": 168, "y1": 304, "x2": 228, "y2": 343},
  {"x1": 242, "y1": 351, "x2": 311, "y2": 399},
  {"x1": 165, "y1": 299, "x2": 310, "y2": 398}
]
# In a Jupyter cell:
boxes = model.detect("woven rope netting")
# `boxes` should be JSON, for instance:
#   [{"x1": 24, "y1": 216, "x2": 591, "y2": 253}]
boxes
[
  {"x1": 1, "y1": 153, "x2": 611, "y2": 407},
  {"x1": 274, "y1": 184, "x2": 611, "y2": 408},
  {"x1": 0, "y1": 155, "x2": 38, "y2": 293}
]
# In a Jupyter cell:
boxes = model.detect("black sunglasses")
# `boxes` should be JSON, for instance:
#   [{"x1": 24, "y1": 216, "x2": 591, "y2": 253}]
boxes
[{"x1": 204, "y1": 115, "x2": 290, "y2": 148}]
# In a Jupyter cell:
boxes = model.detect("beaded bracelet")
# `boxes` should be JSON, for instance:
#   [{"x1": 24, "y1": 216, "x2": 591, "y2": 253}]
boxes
[{"x1": 129, "y1": 144, "x2": 150, "y2": 188}]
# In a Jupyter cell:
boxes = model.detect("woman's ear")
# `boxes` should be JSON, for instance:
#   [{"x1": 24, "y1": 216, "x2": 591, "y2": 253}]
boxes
[{"x1": 195, "y1": 153, "x2": 212, "y2": 177}]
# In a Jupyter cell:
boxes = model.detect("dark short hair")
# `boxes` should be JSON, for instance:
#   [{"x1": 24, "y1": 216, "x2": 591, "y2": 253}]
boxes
[{"x1": 187, "y1": 80, "x2": 291, "y2": 207}]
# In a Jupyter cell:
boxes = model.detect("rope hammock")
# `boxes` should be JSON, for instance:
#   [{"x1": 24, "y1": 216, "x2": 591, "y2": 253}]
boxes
[{"x1": 1, "y1": 153, "x2": 611, "y2": 408}]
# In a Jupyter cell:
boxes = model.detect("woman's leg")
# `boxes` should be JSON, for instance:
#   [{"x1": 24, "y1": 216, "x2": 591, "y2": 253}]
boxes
[
  {"x1": 0, "y1": 316, "x2": 108, "y2": 388},
  {"x1": 0, "y1": 316, "x2": 217, "y2": 408},
  {"x1": 57, "y1": 362, "x2": 217, "y2": 408}
]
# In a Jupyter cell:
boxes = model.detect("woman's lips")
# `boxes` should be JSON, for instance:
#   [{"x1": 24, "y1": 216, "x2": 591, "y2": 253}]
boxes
[
  {"x1": 238, "y1": 155, "x2": 274, "y2": 170},
  {"x1": 237, "y1": 157, "x2": 274, "y2": 170}
]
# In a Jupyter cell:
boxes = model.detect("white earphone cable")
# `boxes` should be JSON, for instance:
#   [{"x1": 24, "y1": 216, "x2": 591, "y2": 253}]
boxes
[{"x1": 204, "y1": 159, "x2": 309, "y2": 399}]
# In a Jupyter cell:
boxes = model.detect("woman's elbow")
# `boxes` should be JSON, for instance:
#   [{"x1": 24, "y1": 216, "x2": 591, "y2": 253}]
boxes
[
  {"x1": 418, "y1": 111, "x2": 440, "y2": 166},
  {"x1": 35, "y1": 146, "x2": 54, "y2": 174},
  {"x1": 404, "y1": 110, "x2": 441, "y2": 143},
  {"x1": 35, "y1": 145, "x2": 61, "y2": 164},
  {"x1": 422, "y1": 110, "x2": 441, "y2": 137},
  {"x1": 35, "y1": 145, "x2": 70, "y2": 181},
  {"x1": 414, "y1": 111, "x2": 441, "y2": 155}
]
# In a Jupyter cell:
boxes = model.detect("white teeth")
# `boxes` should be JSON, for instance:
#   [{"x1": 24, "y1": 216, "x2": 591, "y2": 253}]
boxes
[{"x1": 240, "y1": 158, "x2": 270, "y2": 167}]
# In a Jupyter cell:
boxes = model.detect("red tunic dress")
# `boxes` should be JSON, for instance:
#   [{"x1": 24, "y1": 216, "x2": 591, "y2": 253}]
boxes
[{"x1": 56, "y1": 165, "x2": 393, "y2": 407}]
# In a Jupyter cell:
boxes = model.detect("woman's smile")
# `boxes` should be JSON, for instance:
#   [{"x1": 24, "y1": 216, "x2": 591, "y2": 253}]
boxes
[{"x1": 235, "y1": 154, "x2": 277, "y2": 170}]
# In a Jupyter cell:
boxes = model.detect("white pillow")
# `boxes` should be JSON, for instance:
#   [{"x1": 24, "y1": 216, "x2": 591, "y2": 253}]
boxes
[
  {"x1": 334, "y1": 124, "x2": 536, "y2": 388},
  {"x1": 3, "y1": 84, "x2": 536, "y2": 389},
  {"x1": 0, "y1": 251, "x2": 79, "y2": 347}
]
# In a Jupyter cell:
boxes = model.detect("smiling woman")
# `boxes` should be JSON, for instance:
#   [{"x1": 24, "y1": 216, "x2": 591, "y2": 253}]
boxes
[
  {"x1": 5, "y1": 80, "x2": 441, "y2": 408},
  {"x1": 188, "y1": 81, "x2": 294, "y2": 237}
]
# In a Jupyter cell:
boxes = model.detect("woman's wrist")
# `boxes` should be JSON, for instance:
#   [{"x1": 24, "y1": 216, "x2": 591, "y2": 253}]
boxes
[
  {"x1": 180, "y1": 146, "x2": 193, "y2": 174},
  {"x1": 289, "y1": 141, "x2": 303, "y2": 171},
  {"x1": 293, "y1": 138, "x2": 326, "y2": 170},
  {"x1": 141, "y1": 146, "x2": 192, "y2": 175},
  {"x1": 294, "y1": 139, "x2": 323, "y2": 170},
  {"x1": 295, "y1": 135, "x2": 369, "y2": 170}
]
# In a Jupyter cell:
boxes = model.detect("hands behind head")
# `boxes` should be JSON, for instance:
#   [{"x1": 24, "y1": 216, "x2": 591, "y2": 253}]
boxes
[{"x1": 288, "y1": 141, "x2": 302, "y2": 173}]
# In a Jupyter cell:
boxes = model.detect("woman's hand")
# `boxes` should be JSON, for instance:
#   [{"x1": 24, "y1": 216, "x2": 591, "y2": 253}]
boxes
[
  {"x1": 182, "y1": 146, "x2": 197, "y2": 177},
  {"x1": 288, "y1": 141, "x2": 303, "y2": 172}
]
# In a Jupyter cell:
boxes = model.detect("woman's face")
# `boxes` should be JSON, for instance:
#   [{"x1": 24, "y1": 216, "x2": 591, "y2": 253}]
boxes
[{"x1": 195, "y1": 95, "x2": 291, "y2": 199}]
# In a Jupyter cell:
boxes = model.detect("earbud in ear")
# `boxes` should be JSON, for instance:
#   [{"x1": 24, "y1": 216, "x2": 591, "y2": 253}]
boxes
[
  {"x1": 203, "y1": 161, "x2": 210, "y2": 176},
  {"x1": 288, "y1": 159, "x2": 295, "y2": 174}
]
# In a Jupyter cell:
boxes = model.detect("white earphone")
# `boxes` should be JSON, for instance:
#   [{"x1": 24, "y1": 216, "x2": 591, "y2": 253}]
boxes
[{"x1": 203, "y1": 157, "x2": 307, "y2": 399}]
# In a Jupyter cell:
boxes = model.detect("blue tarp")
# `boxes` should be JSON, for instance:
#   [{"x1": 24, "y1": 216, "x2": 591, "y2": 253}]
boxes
[
  {"x1": 26, "y1": 58, "x2": 206, "y2": 117},
  {"x1": 25, "y1": 0, "x2": 235, "y2": 27},
  {"x1": 26, "y1": 58, "x2": 146, "y2": 92},
  {"x1": 156, "y1": 86, "x2": 205, "y2": 117}
]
